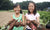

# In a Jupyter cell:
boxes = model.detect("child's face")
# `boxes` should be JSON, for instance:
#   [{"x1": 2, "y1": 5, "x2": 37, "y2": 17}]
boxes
[
  {"x1": 28, "y1": 3, "x2": 35, "y2": 13},
  {"x1": 14, "y1": 5, "x2": 21, "y2": 14}
]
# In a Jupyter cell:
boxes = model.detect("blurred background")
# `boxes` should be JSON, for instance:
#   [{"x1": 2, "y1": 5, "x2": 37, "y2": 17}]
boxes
[{"x1": 0, "y1": 0, "x2": 50, "y2": 30}]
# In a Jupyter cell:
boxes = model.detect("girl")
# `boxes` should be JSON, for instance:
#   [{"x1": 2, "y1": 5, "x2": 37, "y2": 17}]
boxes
[
  {"x1": 25, "y1": 1, "x2": 40, "y2": 30},
  {"x1": 8, "y1": 3, "x2": 25, "y2": 30}
]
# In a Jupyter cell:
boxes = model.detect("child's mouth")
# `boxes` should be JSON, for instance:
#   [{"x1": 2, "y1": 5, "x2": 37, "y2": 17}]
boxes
[
  {"x1": 16, "y1": 11, "x2": 18, "y2": 12},
  {"x1": 15, "y1": 10, "x2": 19, "y2": 13},
  {"x1": 30, "y1": 10, "x2": 32, "y2": 11}
]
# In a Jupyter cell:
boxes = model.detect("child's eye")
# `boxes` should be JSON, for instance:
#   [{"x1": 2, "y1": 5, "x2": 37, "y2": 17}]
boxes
[
  {"x1": 17, "y1": 8, "x2": 20, "y2": 9},
  {"x1": 28, "y1": 6, "x2": 33, "y2": 7}
]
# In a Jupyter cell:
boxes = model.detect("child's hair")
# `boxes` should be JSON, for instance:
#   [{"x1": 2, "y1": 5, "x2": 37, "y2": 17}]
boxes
[
  {"x1": 13, "y1": 3, "x2": 22, "y2": 14},
  {"x1": 28, "y1": 1, "x2": 36, "y2": 15}
]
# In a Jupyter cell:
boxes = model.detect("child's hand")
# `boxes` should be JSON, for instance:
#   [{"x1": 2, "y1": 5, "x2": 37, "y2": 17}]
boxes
[
  {"x1": 37, "y1": 22, "x2": 40, "y2": 27},
  {"x1": 15, "y1": 22, "x2": 20, "y2": 27}
]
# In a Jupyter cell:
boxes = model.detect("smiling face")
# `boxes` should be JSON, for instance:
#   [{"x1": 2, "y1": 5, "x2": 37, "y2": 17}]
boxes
[
  {"x1": 14, "y1": 5, "x2": 21, "y2": 14},
  {"x1": 28, "y1": 3, "x2": 35, "y2": 13}
]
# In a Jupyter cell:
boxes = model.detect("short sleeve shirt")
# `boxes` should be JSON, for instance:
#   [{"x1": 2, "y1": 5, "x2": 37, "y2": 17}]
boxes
[{"x1": 25, "y1": 13, "x2": 40, "y2": 29}]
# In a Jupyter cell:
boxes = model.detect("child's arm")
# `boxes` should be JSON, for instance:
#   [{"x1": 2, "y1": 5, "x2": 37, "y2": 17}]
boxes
[
  {"x1": 11, "y1": 15, "x2": 14, "y2": 20},
  {"x1": 36, "y1": 16, "x2": 40, "y2": 27},
  {"x1": 8, "y1": 20, "x2": 16, "y2": 30},
  {"x1": 22, "y1": 15, "x2": 25, "y2": 24}
]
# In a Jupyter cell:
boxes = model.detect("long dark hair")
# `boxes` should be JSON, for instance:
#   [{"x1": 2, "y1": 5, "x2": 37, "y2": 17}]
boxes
[
  {"x1": 28, "y1": 1, "x2": 36, "y2": 15},
  {"x1": 13, "y1": 3, "x2": 22, "y2": 14}
]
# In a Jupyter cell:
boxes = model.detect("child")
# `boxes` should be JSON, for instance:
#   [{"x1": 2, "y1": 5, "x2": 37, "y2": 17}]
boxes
[
  {"x1": 8, "y1": 3, "x2": 25, "y2": 30},
  {"x1": 25, "y1": 1, "x2": 40, "y2": 30}
]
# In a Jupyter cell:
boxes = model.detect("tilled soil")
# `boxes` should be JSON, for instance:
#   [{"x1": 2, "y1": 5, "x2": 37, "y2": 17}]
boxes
[{"x1": 0, "y1": 11, "x2": 14, "y2": 26}]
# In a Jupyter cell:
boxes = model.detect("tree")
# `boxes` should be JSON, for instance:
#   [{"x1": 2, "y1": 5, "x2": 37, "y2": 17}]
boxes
[
  {"x1": 0, "y1": 0, "x2": 14, "y2": 10},
  {"x1": 17, "y1": 1, "x2": 50, "y2": 10}
]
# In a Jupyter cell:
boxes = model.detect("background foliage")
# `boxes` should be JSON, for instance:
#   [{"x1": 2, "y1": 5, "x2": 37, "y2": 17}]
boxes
[{"x1": 0, "y1": 0, "x2": 50, "y2": 11}]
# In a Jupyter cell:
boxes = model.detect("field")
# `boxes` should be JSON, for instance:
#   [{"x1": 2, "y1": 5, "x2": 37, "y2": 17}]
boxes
[
  {"x1": 0, "y1": 11, "x2": 14, "y2": 26},
  {"x1": 0, "y1": 10, "x2": 50, "y2": 30}
]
